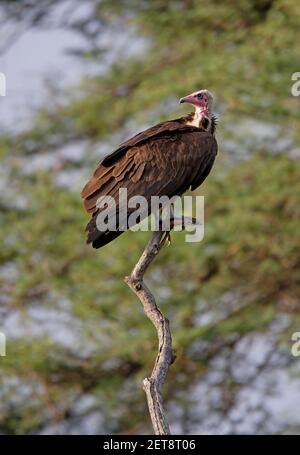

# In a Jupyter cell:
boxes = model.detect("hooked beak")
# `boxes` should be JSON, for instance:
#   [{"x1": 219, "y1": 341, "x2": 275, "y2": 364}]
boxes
[{"x1": 179, "y1": 94, "x2": 197, "y2": 105}]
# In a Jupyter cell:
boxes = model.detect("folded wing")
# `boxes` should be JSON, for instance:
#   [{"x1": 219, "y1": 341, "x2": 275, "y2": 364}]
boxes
[{"x1": 81, "y1": 120, "x2": 217, "y2": 248}]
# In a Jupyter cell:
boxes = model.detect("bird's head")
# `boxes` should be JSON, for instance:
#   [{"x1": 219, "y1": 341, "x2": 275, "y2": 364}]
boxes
[{"x1": 180, "y1": 89, "x2": 213, "y2": 118}]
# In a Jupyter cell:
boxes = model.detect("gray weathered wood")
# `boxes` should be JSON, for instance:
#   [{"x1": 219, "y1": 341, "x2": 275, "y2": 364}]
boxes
[{"x1": 124, "y1": 231, "x2": 176, "y2": 435}]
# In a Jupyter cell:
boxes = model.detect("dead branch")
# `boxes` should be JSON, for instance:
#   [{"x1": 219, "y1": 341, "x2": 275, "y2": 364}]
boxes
[{"x1": 124, "y1": 230, "x2": 176, "y2": 435}]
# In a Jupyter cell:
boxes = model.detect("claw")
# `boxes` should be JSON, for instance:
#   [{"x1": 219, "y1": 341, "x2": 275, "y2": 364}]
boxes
[
  {"x1": 156, "y1": 213, "x2": 200, "y2": 247},
  {"x1": 160, "y1": 231, "x2": 172, "y2": 247},
  {"x1": 166, "y1": 231, "x2": 171, "y2": 246}
]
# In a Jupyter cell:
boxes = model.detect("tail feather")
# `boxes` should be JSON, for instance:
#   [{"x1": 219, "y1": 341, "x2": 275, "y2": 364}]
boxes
[{"x1": 86, "y1": 213, "x2": 124, "y2": 249}]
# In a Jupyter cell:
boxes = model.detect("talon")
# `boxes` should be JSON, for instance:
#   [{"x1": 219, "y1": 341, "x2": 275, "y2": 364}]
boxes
[
  {"x1": 166, "y1": 232, "x2": 171, "y2": 246},
  {"x1": 160, "y1": 231, "x2": 172, "y2": 247}
]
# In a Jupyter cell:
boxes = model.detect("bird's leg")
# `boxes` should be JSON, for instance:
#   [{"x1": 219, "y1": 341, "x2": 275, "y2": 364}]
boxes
[
  {"x1": 153, "y1": 208, "x2": 168, "y2": 246},
  {"x1": 160, "y1": 214, "x2": 201, "y2": 246},
  {"x1": 159, "y1": 206, "x2": 174, "y2": 247},
  {"x1": 157, "y1": 205, "x2": 201, "y2": 247},
  {"x1": 153, "y1": 208, "x2": 163, "y2": 231},
  {"x1": 155, "y1": 206, "x2": 200, "y2": 247}
]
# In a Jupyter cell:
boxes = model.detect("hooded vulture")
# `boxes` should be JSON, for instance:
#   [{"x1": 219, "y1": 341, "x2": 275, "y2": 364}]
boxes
[{"x1": 81, "y1": 89, "x2": 218, "y2": 248}]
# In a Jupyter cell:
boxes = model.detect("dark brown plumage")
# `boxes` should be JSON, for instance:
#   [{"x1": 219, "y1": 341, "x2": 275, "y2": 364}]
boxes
[{"x1": 81, "y1": 89, "x2": 218, "y2": 248}]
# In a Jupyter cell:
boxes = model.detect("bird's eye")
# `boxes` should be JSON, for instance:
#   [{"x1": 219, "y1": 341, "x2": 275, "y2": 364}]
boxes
[{"x1": 197, "y1": 93, "x2": 203, "y2": 99}]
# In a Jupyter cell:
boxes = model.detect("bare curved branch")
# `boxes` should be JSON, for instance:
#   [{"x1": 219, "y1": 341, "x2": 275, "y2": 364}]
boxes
[{"x1": 125, "y1": 231, "x2": 176, "y2": 435}]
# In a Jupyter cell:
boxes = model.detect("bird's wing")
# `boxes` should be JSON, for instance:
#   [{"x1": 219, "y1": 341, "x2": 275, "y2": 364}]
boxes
[
  {"x1": 98, "y1": 118, "x2": 198, "y2": 167},
  {"x1": 81, "y1": 129, "x2": 217, "y2": 215}
]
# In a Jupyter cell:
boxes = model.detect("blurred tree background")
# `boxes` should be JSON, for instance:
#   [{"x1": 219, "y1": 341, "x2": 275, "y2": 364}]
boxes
[{"x1": 0, "y1": 0, "x2": 300, "y2": 434}]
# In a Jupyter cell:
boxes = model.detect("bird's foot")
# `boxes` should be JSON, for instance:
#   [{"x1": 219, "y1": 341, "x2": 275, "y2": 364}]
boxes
[
  {"x1": 158, "y1": 217, "x2": 200, "y2": 247},
  {"x1": 160, "y1": 231, "x2": 172, "y2": 247}
]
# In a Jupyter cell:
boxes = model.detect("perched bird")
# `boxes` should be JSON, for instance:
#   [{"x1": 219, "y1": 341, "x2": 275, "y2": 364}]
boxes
[{"x1": 81, "y1": 89, "x2": 218, "y2": 248}]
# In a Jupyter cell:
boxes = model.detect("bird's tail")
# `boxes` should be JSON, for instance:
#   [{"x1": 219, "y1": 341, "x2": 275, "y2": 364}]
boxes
[{"x1": 85, "y1": 214, "x2": 124, "y2": 249}]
